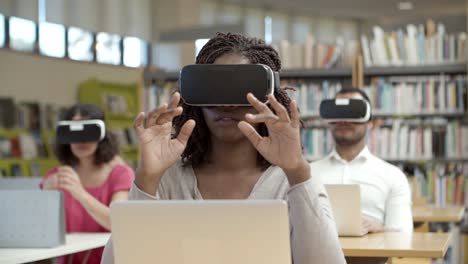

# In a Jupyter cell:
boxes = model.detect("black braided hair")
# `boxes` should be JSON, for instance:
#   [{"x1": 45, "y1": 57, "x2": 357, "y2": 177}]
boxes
[{"x1": 173, "y1": 32, "x2": 296, "y2": 170}]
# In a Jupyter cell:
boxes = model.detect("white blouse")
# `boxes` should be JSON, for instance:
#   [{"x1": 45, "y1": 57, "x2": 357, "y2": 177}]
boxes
[{"x1": 310, "y1": 147, "x2": 413, "y2": 233}]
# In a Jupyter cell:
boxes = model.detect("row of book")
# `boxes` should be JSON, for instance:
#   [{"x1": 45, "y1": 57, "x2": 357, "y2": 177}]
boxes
[
  {"x1": 409, "y1": 163, "x2": 468, "y2": 207},
  {"x1": 282, "y1": 80, "x2": 343, "y2": 116},
  {"x1": 301, "y1": 128, "x2": 333, "y2": 160},
  {"x1": 275, "y1": 35, "x2": 359, "y2": 69},
  {"x1": 0, "y1": 97, "x2": 66, "y2": 131},
  {"x1": 281, "y1": 75, "x2": 467, "y2": 116},
  {"x1": 0, "y1": 163, "x2": 25, "y2": 177},
  {"x1": 101, "y1": 94, "x2": 133, "y2": 117},
  {"x1": 302, "y1": 118, "x2": 468, "y2": 161},
  {"x1": 144, "y1": 81, "x2": 177, "y2": 112},
  {"x1": 361, "y1": 20, "x2": 467, "y2": 67},
  {"x1": 0, "y1": 132, "x2": 51, "y2": 159},
  {"x1": 368, "y1": 119, "x2": 468, "y2": 160},
  {"x1": 0, "y1": 129, "x2": 140, "y2": 160},
  {"x1": 0, "y1": 161, "x2": 54, "y2": 177},
  {"x1": 364, "y1": 75, "x2": 467, "y2": 115}
]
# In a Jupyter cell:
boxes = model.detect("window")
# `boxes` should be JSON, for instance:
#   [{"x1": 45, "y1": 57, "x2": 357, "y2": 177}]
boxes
[
  {"x1": 9, "y1": 16, "x2": 36, "y2": 52},
  {"x1": 0, "y1": 14, "x2": 5, "y2": 47},
  {"x1": 96, "y1": 32, "x2": 121, "y2": 65},
  {"x1": 39, "y1": 22, "x2": 65, "y2": 58},
  {"x1": 264, "y1": 16, "x2": 272, "y2": 44},
  {"x1": 195, "y1": 39, "x2": 209, "y2": 57},
  {"x1": 0, "y1": 14, "x2": 6, "y2": 47},
  {"x1": 68, "y1": 27, "x2": 94, "y2": 61},
  {"x1": 123, "y1": 37, "x2": 148, "y2": 68}
]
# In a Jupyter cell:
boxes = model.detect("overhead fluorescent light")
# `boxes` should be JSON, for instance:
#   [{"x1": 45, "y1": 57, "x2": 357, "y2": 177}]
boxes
[{"x1": 398, "y1": 2, "x2": 413, "y2": 10}]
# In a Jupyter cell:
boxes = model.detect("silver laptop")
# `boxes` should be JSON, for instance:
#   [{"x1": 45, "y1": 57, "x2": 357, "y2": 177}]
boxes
[
  {"x1": 0, "y1": 177, "x2": 42, "y2": 190},
  {"x1": 325, "y1": 184, "x2": 365, "y2": 237},
  {"x1": 110, "y1": 200, "x2": 292, "y2": 264},
  {"x1": 0, "y1": 190, "x2": 65, "y2": 247}
]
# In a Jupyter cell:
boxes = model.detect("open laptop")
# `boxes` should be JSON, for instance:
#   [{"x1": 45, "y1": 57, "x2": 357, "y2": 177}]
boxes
[
  {"x1": 325, "y1": 184, "x2": 365, "y2": 237},
  {"x1": 0, "y1": 177, "x2": 42, "y2": 190},
  {"x1": 110, "y1": 200, "x2": 291, "y2": 264}
]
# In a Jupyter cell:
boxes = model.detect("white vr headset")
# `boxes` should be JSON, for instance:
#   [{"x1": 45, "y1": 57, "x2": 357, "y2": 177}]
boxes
[
  {"x1": 56, "y1": 119, "x2": 106, "y2": 144},
  {"x1": 319, "y1": 98, "x2": 372, "y2": 123}
]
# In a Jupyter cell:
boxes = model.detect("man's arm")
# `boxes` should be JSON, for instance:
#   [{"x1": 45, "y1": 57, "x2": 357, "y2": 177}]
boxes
[{"x1": 384, "y1": 169, "x2": 413, "y2": 233}]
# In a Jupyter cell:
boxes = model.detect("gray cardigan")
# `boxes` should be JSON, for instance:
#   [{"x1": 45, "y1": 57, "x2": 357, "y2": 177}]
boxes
[{"x1": 101, "y1": 161, "x2": 346, "y2": 264}]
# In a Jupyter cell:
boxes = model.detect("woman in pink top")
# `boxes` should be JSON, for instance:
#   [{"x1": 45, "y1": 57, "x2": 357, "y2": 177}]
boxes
[{"x1": 41, "y1": 103, "x2": 134, "y2": 264}]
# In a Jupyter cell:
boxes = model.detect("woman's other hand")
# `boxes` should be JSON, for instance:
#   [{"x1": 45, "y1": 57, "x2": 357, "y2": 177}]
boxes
[
  {"x1": 238, "y1": 93, "x2": 310, "y2": 186},
  {"x1": 57, "y1": 166, "x2": 85, "y2": 198}
]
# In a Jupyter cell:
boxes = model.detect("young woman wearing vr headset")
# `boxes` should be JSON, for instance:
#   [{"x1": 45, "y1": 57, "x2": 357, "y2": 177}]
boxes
[
  {"x1": 41, "y1": 103, "x2": 134, "y2": 264},
  {"x1": 102, "y1": 32, "x2": 345, "y2": 264}
]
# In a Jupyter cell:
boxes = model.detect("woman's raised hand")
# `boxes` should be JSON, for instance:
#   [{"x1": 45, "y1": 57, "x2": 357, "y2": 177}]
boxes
[{"x1": 133, "y1": 92, "x2": 195, "y2": 194}]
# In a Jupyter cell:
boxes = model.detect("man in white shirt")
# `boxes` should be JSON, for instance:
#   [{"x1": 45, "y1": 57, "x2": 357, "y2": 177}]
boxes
[{"x1": 310, "y1": 87, "x2": 413, "y2": 235}]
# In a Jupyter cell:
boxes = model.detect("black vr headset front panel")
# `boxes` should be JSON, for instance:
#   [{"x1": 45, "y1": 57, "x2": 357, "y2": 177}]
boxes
[
  {"x1": 56, "y1": 120, "x2": 106, "y2": 144},
  {"x1": 319, "y1": 98, "x2": 371, "y2": 123},
  {"x1": 179, "y1": 64, "x2": 275, "y2": 106}
]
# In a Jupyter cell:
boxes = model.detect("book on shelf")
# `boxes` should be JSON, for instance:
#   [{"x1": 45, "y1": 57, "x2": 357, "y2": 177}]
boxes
[
  {"x1": 409, "y1": 163, "x2": 468, "y2": 207},
  {"x1": 40, "y1": 104, "x2": 67, "y2": 131},
  {"x1": 368, "y1": 118, "x2": 468, "y2": 160},
  {"x1": 301, "y1": 127, "x2": 333, "y2": 160},
  {"x1": 361, "y1": 20, "x2": 467, "y2": 67},
  {"x1": 0, "y1": 99, "x2": 66, "y2": 131},
  {"x1": 275, "y1": 34, "x2": 359, "y2": 70},
  {"x1": 16, "y1": 102, "x2": 41, "y2": 131},
  {"x1": 144, "y1": 81, "x2": 177, "y2": 111},
  {"x1": 302, "y1": 117, "x2": 468, "y2": 162},
  {"x1": 0, "y1": 97, "x2": 16, "y2": 128},
  {"x1": 364, "y1": 75, "x2": 467, "y2": 115},
  {"x1": 281, "y1": 79, "x2": 343, "y2": 117},
  {"x1": 0, "y1": 132, "x2": 49, "y2": 160},
  {"x1": 101, "y1": 94, "x2": 132, "y2": 116}
]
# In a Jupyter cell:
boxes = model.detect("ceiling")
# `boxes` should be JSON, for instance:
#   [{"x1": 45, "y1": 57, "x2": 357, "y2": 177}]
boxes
[{"x1": 223, "y1": 0, "x2": 466, "y2": 23}]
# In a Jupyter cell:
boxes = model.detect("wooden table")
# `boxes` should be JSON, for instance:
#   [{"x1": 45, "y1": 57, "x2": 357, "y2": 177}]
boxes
[
  {"x1": 412, "y1": 206, "x2": 465, "y2": 223},
  {"x1": 0, "y1": 233, "x2": 110, "y2": 264},
  {"x1": 340, "y1": 232, "x2": 451, "y2": 258}
]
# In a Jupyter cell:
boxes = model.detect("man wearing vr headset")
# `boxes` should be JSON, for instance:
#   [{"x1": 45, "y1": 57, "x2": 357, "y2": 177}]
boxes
[
  {"x1": 311, "y1": 88, "x2": 413, "y2": 235},
  {"x1": 102, "y1": 32, "x2": 346, "y2": 264}
]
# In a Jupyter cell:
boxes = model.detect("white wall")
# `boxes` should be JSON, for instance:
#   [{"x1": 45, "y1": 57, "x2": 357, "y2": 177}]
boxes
[{"x1": 0, "y1": 49, "x2": 140, "y2": 106}]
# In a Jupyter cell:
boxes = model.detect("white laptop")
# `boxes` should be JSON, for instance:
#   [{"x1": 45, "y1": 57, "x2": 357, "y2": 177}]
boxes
[
  {"x1": 325, "y1": 184, "x2": 365, "y2": 237},
  {"x1": 110, "y1": 200, "x2": 292, "y2": 264}
]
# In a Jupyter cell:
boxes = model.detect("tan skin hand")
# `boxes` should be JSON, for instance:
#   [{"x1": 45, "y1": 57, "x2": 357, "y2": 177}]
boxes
[
  {"x1": 133, "y1": 92, "x2": 196, "y2": 195},
  {"x1": 43, "y1": 166, "x2": 87, "y2": 200},
  {"x1": 238, "y1": 93, "x2": 310, "y2": 185},
  {"x1": 42, "y1": 173, "x2": 59, "y2": 190},
  {"x1": 361, "y1": 216, "x2": 385, "y2": 234},
  {"x1": 56, "y1": 166, "x2": 87, "y2": 199}
]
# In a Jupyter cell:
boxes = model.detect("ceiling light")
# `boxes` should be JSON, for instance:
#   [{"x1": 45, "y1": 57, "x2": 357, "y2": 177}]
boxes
[{"x1": 398, "y1": 2, "x2": 413, "y2": 10}]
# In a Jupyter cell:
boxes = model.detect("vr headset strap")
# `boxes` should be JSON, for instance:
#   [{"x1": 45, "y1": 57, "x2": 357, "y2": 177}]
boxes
[{"x1": 274, "y1": 72, "x2": 280, "y2": 90}]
